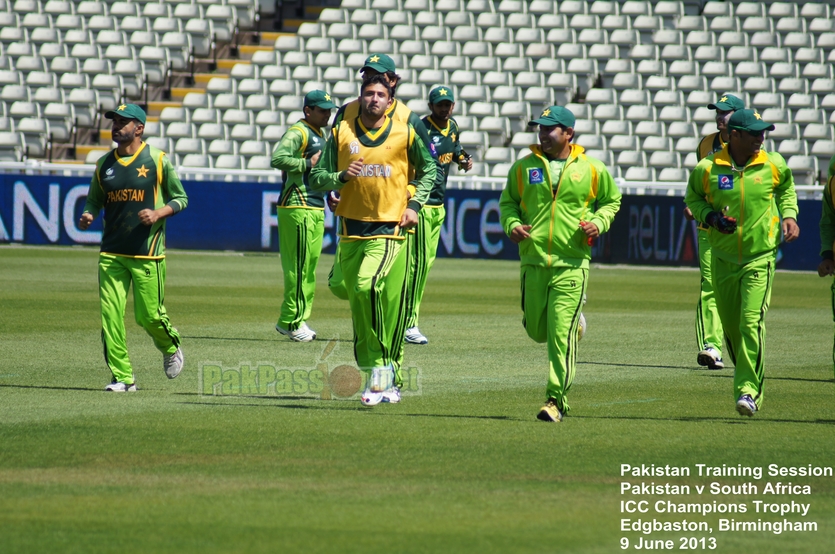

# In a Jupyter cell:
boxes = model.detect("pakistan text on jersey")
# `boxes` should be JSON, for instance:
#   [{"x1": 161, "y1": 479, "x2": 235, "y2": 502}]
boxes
[
  {"x1": 107, "y1": 189, "x2": 146, "y2": 203},
  {"x1": 438, "y1": 153, "x2": 455, "y2": 165},
  {"x1": 358, "y1": 164, "x2": 393, "y2": 177}
]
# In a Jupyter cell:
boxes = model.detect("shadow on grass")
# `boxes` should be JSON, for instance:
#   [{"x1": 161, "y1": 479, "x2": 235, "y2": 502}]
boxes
[
  {"x1": 700, "y1": 373, "x2": 834, "y2": 384},
  {"x1": 178, "y1": 400, "x2": 514, "y2": 421},
  {"x1": 0, "y1": 383, "x2": 102, "y2": 392},
  {"x1": 582, "y1": 361, "x2": 692, "y2": 370},
  {"x1": 183, "y1": 335, "x2": 353, "y2": 343},
  {"x1": 573, "y1": 414, "x2": 835, "y2": 425}
]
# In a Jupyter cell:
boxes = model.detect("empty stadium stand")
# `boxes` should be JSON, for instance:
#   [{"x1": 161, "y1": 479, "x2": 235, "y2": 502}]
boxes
[{"x1": 0, "y1": 0, "x2": 833, "y2": 185}]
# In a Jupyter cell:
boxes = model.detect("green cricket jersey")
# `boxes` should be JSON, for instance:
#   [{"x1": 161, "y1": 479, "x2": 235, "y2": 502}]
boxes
[
  {"x1": 83, "y1": 143, "x2": 188, "y2": 259},
  {"x1": 499, "y1": 143, "x2": 621, "y2": 269},
  {"x1": 819, "y1": 154, "x2": 835, "y2": 257},
  {"x1": 685, "y1": 146, "x2": 798, "y2": 265},
  {"x1": 422, "y1": 115, "x2": 464, "y2": 206},
  {"x1": 271, "y1": 119, "x2": 326, "y2": 209}
]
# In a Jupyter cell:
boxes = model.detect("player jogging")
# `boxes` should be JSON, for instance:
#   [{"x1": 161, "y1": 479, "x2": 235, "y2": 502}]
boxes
[
  {"x1": 326, "y1": 53, "x2": 441, "y2": 300},
  {"x1": 310, "y1": 75, "x2": 435, "y2": 406},
  {"x1": 78, "y1": 104, "x2": 188, "y2": 391},
  {"x1": 685, "y1": 109, "x2": 799, "y2": 417},
  {"x1": 402, "y1": 86, "x2": 473, "y2": 345},
  {"x1": 688, "y1": 94, "x2": 745, "y2": 370},
  {"x1": 272, "y1": 90, "x2": 336, "y2": 342},
  {"x1": 499, "y1": 106, "x2": 621, "y2": 422}
]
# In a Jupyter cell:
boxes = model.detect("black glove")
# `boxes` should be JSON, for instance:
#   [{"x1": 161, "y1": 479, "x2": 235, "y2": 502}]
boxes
[{"x1": 705, "y1": 211, "x2": 737, "y2": 234}]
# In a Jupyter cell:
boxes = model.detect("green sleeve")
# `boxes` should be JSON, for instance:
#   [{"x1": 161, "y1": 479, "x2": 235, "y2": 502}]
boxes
[
  {"x1": 406, "y1": 130, "x2": 435, "y2": 211},
  {"x1": 773, "y1": 155, "x2": 798, "y2": 221},
  {"x1": 409, "y1": 111, "x2": 444, "y2": 190},
  {"x1": 685, "y1": 161, "x2": 715, "y2": 225},
  {"x1": 452, "y1": 120, "x2": 463, "y2": 161},
  {"x1": 162, "y1": 155, "x2": 188, "y2": 213},
  {"x1": 270, "y1": 127, "x2": 309, "y2": 174},
  {"x1": 309, "y1": 128, "x2": 345, "y2": 192},
  {"x1": 499, "y1": 162, "x2": 524, "y2": 236},
  {"x1": 82, "y1": 166, "x2": 104, "y2": 215},
  {"x1": 587, "y1": 161, "x2": 621, "y2": 234},
  {"x1": 820, "y1": 179, "x2": 835, "y2": 256}
]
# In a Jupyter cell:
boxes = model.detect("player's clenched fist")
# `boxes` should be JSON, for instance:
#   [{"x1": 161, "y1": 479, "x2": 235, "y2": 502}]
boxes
[
  {"x1": 509, "y1": 224, "x2": 532, "y2": 244},
  {"x1": 340, "y1": 157, "x2": 364, "y2": 182},
  {"x1": 818, "y1": 259, "x2": 835, "y2": 277},
  {"x1": 78, "y1": 212, "x2": 94, "y2": 230}
]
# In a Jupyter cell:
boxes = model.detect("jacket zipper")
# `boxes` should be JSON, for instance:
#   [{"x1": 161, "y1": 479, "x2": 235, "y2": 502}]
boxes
[{"x1": 548, "y1": 155, "x2": 573, "y2": 268}]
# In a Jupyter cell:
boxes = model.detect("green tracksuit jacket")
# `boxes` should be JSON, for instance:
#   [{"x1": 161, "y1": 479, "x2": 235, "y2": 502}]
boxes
[
  {"x1": 685, "y1": 146, "x2": 799, "y2": 264},
  {"x1": 271, "y1": 119, "x2": 327, "y2": 208},
  {"x1": 499, "y1": 143, "x2": 622, "y2": 269}
]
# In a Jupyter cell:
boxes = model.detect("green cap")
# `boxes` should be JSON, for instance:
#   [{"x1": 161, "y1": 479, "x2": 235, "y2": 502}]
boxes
[
  {"x1": 428, "y1": 86, "x2": 454, "y2": 104},
  {"x1": 728, "y1": 109, "x2": 776, "y2": 133},
  {"x1": 304, "y1": 90, "x2": 337, "y2": 109},
  {"x1": 361, "y1": 53, "x2": 397, "y2": 74},
  {"x1": 707, "y1": 94, "x2": 745, "y2": 112},
  {"x1": 104, "y1": 103, "x2": 147, "y2": 125},
  {"x1": 529, "y1": 106, "x2": 576, "y2": 128}
]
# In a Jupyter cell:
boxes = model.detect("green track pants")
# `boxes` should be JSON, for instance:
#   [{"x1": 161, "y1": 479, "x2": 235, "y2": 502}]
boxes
[
  {"x1": 521, "y1": 265, "x2": 588, "y2": 414},
  {"x1": 405, "y1": 205, "x2": 445, "y2": 329},
  {"x1": 340, "y1": 237, "x2": 409, "y2": 386},
  {"x1": 276, "y1": 207, "x2": 325, "y2": 331},
  {"x1": 99, "y1": 254, "x2": 181, "y2": 385},
  {"x1": 695, "y1": 229, "x2": 724, "y2": 355},
  {"x1": 712, "y1": 254, "x2": 775, "y2": 408}
]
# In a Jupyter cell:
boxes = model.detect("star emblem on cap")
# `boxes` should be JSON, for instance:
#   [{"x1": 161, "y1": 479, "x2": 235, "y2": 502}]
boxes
[
  {"x1": 136, "y1": 164, "x2": 149, "y2": 178},
  {"x1": 754, "y1": 111, "x2": 762, "y2": 120},
  {"x1": 439, "y1": 88, "x2": 448, "y2": 96},
  {"x1": 369, "y1": 55, "x2": 380, "y2": 63},
  {"x1": 118, "y1": 104, "x2": 127, "y2": 111},
  {"x1": 542, "y1": 109, "x2": 551, "y2": 117},
  {"x1": 719, "y1": 96, "x2": 728, "y2": 103},
  {"x1": 324, "y1": 94, "x2": 331, "y2": 101}
]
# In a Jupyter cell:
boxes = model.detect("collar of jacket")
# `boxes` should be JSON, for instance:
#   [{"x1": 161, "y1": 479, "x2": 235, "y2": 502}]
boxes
[
  {"x1": 529, "y1": 143, "x2": 586, "y2": 161},
  {"x1": 713, "y1": 145, "x2": 768, "y2": 168}
]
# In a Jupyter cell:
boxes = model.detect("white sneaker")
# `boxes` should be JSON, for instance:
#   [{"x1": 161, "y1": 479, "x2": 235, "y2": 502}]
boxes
[
  {"x1": 405, "y1": 327, "x2": 428, "y2": 344},
  {"x1": 361, "y1": 389, "x2": 384, "y2": 406},
  {"x1": 381, "y1": 386, "x2": 401, "y2": 404},
  {"x1": 697, "y1": 347, "x2": 724, "y2": 369},
  {"x1": 369, "y1": 366, "x2": 393, "y2": 393},
  {"x1": 736, "y1": 394, "x2": 757, "y2": 417},
  {"x1": 163, "y1": 347, "x2": 184, "y2": 379},
  {"x1": 300, "y1": 322, "x2": 317, "y2": 340},
  {"x1": 105, "y1": 381, "x2": 137, "y2": 392},
  {"x1": 276, "y1": 324, "x2": 315, "y2": 342}
]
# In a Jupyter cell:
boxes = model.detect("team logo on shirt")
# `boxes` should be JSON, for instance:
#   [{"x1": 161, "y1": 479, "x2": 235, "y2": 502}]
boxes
[
  {"x1": 718, "y1": 175, "x2": 733, "y2": 190},
  {"x1": 528, "y1": 168, "x2": 544, "y2": 184},
  {"x1": 104, "y1": 167, "x2": 116, "y2": 181},
  {"x1": 349, "y1": 140, "x2": 360, "y2": 154}
]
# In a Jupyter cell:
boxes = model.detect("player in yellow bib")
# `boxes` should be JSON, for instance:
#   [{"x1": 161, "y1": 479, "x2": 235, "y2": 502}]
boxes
[{"x1": 310, "y1": 75, "x2": 436, "y2": 406}]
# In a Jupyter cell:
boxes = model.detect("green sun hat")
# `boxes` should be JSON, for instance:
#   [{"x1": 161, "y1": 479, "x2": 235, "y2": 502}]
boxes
[
  {"x1": 707, "y1": 94, "x2": 745, "y2": 112},
  {"x1": 361, "y1": 53, "x2": 397, "y2": 74},
  {"x1": 528, "y1": 106, "x2": 576, "y2": 128},
  {"x1": 104, "y1": 103, "x2": 147, "y2": 125},
  {"x1": 428, "y1": 86, "x2": 454, "y2": 104},
  {"x1": 304, "y1": 90, "x2": 337, "y2": 109},
  {"x1": 727, "y1": 109, "x2": 776, "y2": 132}
]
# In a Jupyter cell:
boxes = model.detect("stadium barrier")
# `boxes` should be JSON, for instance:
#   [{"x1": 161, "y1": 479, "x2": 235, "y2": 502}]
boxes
[{"x1": 0, "y1": 161, "x2": 824, "y2": 270}]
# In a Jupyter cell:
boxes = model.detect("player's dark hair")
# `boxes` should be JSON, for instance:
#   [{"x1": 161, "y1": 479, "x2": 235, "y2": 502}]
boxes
[{"x1": 360, "y1": 74, "x2": 393, "y2": 99}]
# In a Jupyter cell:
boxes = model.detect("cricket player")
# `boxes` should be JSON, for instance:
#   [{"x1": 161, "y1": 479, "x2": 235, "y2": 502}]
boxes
[
  {"x1": 817, "y1": 154, "x2": 835, "y2": 374},
  {"x1": 402, "y1": 85, "x2": 473, "y2": 345},
  {"x1": 327, "y1": 53, "x2": 441, "y2": 301},
  {"x1": 689, "y1": 94, "x2": 745, "y2": 370},
  {"x1": 310, "y1": 75, "x2": 435, "y2": 406},
  {"x1": 272, "y1": 90, "x2": 337, "y2": 342},
  {"x1": 78, "y1": 104, "x2": 188, "y2": 391},
  {"x1": 685, "y1": 109, "x2": 799, "y2": 417},
  {"x1": 499, "y1": 106, "x2": 622, "y2": 422}
]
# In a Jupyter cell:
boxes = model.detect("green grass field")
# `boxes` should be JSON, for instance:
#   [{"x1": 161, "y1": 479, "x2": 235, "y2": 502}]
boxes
[{"x1": 1, "y1": 245, "x2": 834, "y2": 553}]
